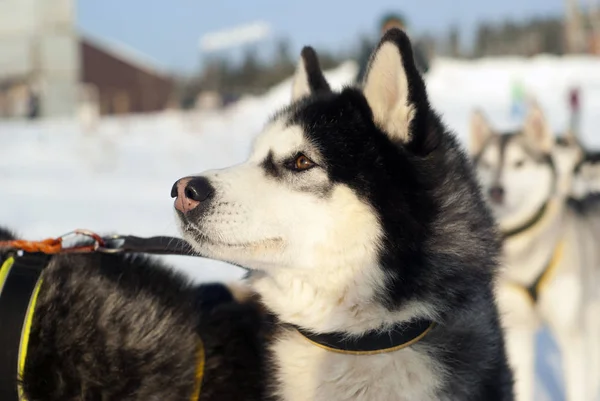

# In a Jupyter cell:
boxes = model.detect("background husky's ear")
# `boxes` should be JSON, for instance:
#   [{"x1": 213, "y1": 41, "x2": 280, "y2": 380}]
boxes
[
  {"x1": 469, "y1": 109, "x2": 494, "y2": 156},
  {"x1": 362, "y1": 28, "x2": 428, "y2": 143},
  {"x1": 564, "y1": 128, "x2": 580, "y2": 147},
  {"x1": 523, "y1": 102, "x2": 553, "y2": 153},
  {"x1": 291, "y1": 47, "x2": 331, "y2": 102}
]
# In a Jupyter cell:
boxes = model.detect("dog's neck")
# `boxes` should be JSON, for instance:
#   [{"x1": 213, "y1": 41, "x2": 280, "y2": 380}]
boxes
[
  {"x1": 248, "y1": 262, "x2": 432, "y2": 335},
  {"x1": 501, "y1": 196, "x2": 566, "y2": 285}
]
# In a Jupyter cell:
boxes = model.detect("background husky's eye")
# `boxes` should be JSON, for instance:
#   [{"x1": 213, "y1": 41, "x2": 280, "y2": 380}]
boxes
[
  {"x1": 514, "y1": 159, "x2": 525, "y2": 168},
  {"x1": 289, "y1": 153, "x2": 315, "y2": 171}
]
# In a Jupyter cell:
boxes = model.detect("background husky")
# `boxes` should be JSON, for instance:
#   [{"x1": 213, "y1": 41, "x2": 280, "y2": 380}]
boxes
[
  {"x1": 173, "y1": 29, "x2": 514, "y2": 401},
  {"x1": 553, "y1": 130, "x2": 600, "y2": 204},
  {"x1": 571, "y1": 151, "x2": 600, "y2": 203},
  {"x1": 0, "y1": 226, "x2": 268, "y2": 401},
  {"x1": 470, "y1": 106, "x2": 600, "y2": 401}
]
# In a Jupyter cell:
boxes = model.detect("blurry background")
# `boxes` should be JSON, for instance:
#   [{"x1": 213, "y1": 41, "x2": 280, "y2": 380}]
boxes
[{"x1": 1, "y1": 2, "x2": 599, "y2": 400}]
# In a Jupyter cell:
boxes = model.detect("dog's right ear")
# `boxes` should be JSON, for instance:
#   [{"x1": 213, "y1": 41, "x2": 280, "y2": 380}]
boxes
[
  {"x1": 469, "y1": 109, "x2": 494, "y2": 156},
  {"x1": 291, "y1": 47, "x2": 331, "y2": 102},
  {"x1": 523, "y1": 102, "x2": 553, "y2": 154}
]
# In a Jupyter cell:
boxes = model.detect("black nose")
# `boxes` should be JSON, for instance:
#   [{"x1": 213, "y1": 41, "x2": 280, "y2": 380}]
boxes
[
  {"x1": 488, "y1": 186, "x2": 505, "y2": 204},
  {"x1": 184, "y1": 177, "x2": 214, "y2": 202}
]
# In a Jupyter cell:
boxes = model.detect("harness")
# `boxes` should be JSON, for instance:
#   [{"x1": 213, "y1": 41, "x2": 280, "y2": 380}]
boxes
[
  {"x1": 295, "y1": 319, "x2": 435, "y2": 355},
  {"x1": 0, "y1": 231, "x2": 207, "y2": 401},
  {"x1": 501, "y1": 201, "x2": 565, "y2": 304}
]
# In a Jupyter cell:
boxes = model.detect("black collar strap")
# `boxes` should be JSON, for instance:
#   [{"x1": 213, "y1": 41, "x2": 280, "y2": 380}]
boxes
[
  {"x1": 295, "y1": 318, "x2": 435, "y2": 355},
  {"x1": 0, "y1": 252, "x2": 50, "y2": 401},
  {"x1": 501, "y1": 201, "x2": 549, "y2": 239}
]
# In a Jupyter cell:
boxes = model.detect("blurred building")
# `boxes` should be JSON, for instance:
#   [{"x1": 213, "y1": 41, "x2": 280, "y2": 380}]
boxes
[
  {"x1": 0, "y1": 0, "x2": 173, "y2": 120},
  {"x1": 0, "y1": 0, "x2": 79, "y2": 119},
  {"x1": 81, "y1": 36, "x2": 173, "y2": 115}
]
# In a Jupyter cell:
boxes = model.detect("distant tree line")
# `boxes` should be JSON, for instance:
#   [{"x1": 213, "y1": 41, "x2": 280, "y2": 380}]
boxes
[
  {"x1": 177, "y1": 39, "x2": 348, "y2": 109},
  {"x1": 176, "y1": 15, "x2": 566, "y2": 108},
  {"x1": 472, "y1": 17, "x2": 564, "y2": 57}
]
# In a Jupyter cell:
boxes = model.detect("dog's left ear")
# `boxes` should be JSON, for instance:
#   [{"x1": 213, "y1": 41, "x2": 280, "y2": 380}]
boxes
[
  {"x1": 291, "y1": 47, "x2": 331, "y2": 102},
  {"x1": 362, "y1": 28, "x2": 428, "y2": 144},
  {"x1": 469, "y1": 109, "x2": 494, "y2": 156},
  {"x1": 523, "y1": 102, "x2": 553, "y2": 154}
]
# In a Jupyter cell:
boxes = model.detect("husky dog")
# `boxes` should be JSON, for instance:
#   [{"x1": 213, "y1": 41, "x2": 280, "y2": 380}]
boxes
[
  {"x1": 0, "y1": 226, "x2": 268, "y2": 401},
  {"x1": 173, "y1": 29, "x2": 514, "y2": 401},
  {"x1": 571, "y1": 151, "x2": 600, "y2": 203},
  {"x1": 470, "y1": 106, "x2": 600, "y2": 401}
]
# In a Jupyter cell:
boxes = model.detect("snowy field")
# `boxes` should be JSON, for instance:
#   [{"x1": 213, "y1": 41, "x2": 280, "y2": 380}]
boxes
[{"x1": 2, "y1": 55, "x2": 600, "y2": 400}]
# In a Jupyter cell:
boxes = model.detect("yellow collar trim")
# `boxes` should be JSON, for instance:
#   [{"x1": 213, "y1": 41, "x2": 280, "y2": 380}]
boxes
[{"x1": 299, "y1": 322, "x2": 436, "y2": 356}]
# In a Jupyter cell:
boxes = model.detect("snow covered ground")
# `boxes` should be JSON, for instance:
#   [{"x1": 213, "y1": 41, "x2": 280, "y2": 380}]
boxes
[{"x1": 2, "y1": 55, "x2": 600, "y2": 400}]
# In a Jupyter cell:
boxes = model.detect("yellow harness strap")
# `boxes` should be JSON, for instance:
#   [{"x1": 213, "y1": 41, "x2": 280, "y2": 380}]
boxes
[
  {"x1": 17, "y1": 278, "x2": 43, "y2": 401},
  {"x1": 0, "y1": 257, "x2": 13, "y2": 293},
  {"x1": 535, "y1": 240, "x2": 565, "y2": 298},
  {"x1": 0, "y1": 256, "x2": 44, "y2": 401},
  {"x1": 505, "y1": 240, "x2": 565, "y2": 305},
  {"x1": 190, "y1": 339, "x2": 206, "y2": 401}
]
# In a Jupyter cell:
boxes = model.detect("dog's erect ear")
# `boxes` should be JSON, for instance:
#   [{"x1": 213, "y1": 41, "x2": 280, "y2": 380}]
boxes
[
  {"x1": 291, "y1": 47, "x2": 331, "y2": 102},
  {"x1": 469, "y1": 109, "x2": 494, "y2": 156},
  {"x1": 523, "y1": 102, "x2": 553, "y2": 154},
  {"x1": 564, "y1": 128, "x2": 580, "y2": 147},
  {"x1": 362, "y1": 28, "x2": 428, "y2": 143}
]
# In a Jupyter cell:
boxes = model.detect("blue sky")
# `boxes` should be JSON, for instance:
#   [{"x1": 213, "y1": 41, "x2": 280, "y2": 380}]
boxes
[{"x1": 78, "y1": 0, "x2": 564, "y2": 74}]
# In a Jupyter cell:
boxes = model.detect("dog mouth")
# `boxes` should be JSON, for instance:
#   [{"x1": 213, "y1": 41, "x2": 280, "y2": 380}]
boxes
[{"x1": 182, "y1": 223, "x2": 283, "y2": 250}]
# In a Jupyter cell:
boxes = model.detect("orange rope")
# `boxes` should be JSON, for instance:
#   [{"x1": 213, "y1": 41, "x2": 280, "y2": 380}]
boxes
[{"x1": 0, "y1": 230, "x2": 106, "y2": 255}]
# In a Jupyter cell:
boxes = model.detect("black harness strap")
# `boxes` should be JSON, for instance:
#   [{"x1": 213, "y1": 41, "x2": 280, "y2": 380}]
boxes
[
  {"x1": 97, "y1": 236, "x2": 248, "y2": 271},
  {"x1": 295, "y1": 318, "x2": 435, "y2": 355},
  {"x1": 525, "y1": 267, "x2": 546, "y2": 303},
  {"x1": 99, "y1": 236, "x2": 200, "y2": 256},
  {"x1": 0, "y1": 253, "x2": 50, "y2": 401}
]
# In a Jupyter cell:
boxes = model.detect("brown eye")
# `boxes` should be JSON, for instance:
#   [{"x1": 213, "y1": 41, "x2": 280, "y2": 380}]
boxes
[
  {"x1": 294, "y1": 154, "x2": 315, "y2": 171},
  {"x1": 514, "y1": 160, "x2": 525, "y2": 168}
]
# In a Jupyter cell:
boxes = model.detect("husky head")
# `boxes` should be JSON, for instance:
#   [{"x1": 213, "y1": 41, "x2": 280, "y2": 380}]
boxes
[
  {"x1": 470, "y1": 104, "x2": 569, "y2": 231},
  {"x1": 572, "y1": 152, "x2": 600, "y2": 200},
  {"x1": 173, "y1": 29, "x2": 498, "y2": 332}
]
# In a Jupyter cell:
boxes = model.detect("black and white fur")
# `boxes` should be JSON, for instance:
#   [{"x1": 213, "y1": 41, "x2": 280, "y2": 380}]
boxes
[
  {"x1": 0, "y1": 226, "x2": 268, "y2": 401},
  {"x1": 470, "y1": 106, "x2": 600, "y2": 401},
  {"x1": 174, "y1": 29, "x2": 514, "y2": 401}
]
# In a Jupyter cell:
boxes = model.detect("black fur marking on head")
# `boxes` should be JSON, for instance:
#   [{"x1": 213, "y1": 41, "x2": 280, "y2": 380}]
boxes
[
  {"x1": 300, "y1": 47, "x2": 331, "y2": 95},
  {"x1": 261, "y1": 151, "x2": 281, "y2": 179},
  {"x1": 574, "y1": 151, "x2": 600, "y2": 174}
]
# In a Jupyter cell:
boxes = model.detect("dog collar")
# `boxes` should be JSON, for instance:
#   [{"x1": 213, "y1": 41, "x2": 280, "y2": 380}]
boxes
[
  {"x1": 0, "y1": 253, "x2": 50, "y2": 401},
  {"x1": 296, "y1": 319, "x2": 435, "y2": 355},
  {"x1": 501, "y1": 201, "x2": 549, "y2": 239}
]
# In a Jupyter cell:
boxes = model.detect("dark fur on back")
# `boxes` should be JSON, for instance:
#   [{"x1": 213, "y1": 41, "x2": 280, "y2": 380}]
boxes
[
  {"x1": 0, "y1": 227, "x2": 267, "y2": 401},
  {"x1": 271, "y1": 30, "x2": 513, "y2": 399}
]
